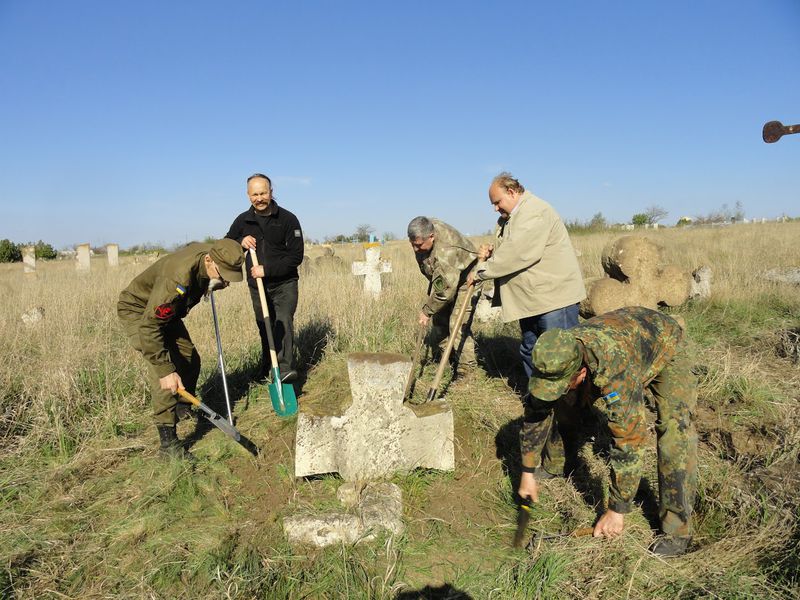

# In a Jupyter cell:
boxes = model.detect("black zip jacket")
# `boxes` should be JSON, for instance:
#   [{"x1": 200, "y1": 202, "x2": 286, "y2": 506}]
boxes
[{"x1": 225, "y1": 201, "x2": 304, "y2": 287}]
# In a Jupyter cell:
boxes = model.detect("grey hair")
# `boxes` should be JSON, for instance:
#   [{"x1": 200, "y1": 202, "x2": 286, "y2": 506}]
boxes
[
  {"x1": 491, "y1": 172, "x2": 525, "y2": 194},
  {"x1": 407, "y1": 216, "x2": 434, "y2": 240}
]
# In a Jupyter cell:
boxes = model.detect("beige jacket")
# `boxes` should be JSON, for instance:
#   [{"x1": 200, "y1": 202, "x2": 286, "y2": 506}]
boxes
[{"x1": 476, "y1": 190, "x2": 586, "y2": 322}]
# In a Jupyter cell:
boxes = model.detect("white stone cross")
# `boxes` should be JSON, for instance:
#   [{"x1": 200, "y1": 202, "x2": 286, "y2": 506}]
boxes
[
  {"x1": 22, "y1": 246, "x2": 36, "y2": 274},
  {"x1": 294, "y1": 353, "x2": 454, "y2": 481},
  {"x1": 76, "y1": 244, "x2": 91, "y2": 272},
  {"x1": 106, "y1": 244, "x2": 119, "y2": 267},
  {"x1": 351, "y1": 243, "x2": 392, "y2": 298}
]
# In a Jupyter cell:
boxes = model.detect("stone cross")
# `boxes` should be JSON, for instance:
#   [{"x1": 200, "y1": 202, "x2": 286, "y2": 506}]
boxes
[
  {"x1": 76, "y1": 244, "x2": 91, "y2": 271},
  {"x1": 106, "y1": 244, "x2": 119, "y2": 267},
  {"x1": 294, "y1": 353, "x2": 454, "y2": 480},
  {"x1": 22, "y1": 246, "x2": 36, "y2": 274},
  {"x1": 351, "y1": 243, "x2": 392, "y2": 298}
]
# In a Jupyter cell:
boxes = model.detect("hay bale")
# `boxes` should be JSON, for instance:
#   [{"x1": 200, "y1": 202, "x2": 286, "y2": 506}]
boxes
[{"x1": 601, "y1": 236, "x2": 663, "y2": 282}]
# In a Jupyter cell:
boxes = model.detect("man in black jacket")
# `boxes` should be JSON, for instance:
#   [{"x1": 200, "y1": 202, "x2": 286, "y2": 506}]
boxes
[{"x1": 226, "y1": 173, "x2": 304, "y2": 382}]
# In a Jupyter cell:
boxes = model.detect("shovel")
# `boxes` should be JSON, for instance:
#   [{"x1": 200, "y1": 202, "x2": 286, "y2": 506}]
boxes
[
  {"x1": 513, "y1": 496, "x2": 593, "y2": 547},
  {"x1": 177, "y1": 388, "x2": 241, "y2": 442},
  {"x1": 248, "y1": 248, "x2": 298, "y2": 418},
  {"x1": 425, "y1": 281, "x2": 475, "y2": 403},
  {"x1": 209, "y1": 290, "x2": 233, "y2": 425},
  {"x1": 403, "y1": 323, "x2": 428, "y2": 401}
]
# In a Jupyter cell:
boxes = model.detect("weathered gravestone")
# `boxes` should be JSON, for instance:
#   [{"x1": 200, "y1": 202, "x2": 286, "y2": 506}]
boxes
[
  {"x1": 351, "y1": 243, "x2": 392, "y2": 298},
  {"x1": 106, "y1": 243, "x2": 119, "y2": 267},
  {"x1": 295, "y1": 352, "x2": 454, "y2": 480},
  {"x1": 22, "y1": 246, "x2": 36, "y2": 275},
  {"x1": 76, "y1": 244, "x2": 91, "y2": 272}
]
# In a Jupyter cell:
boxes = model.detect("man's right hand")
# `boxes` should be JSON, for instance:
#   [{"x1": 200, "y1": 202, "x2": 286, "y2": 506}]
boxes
[
  {"x1": 418, "y1": 312, "x2": 430, "y2": 327},
  {"x1": 478, "y1": 243, "x2": 494, "y2": 260},
  {"x1": 517, "y1": 471, "x2": 539, "y2": 503},
  {"x1": 241, "y1": 235, "x2": 257, "y2": 250},
  {"x1": 159, "y1": 372, "x2": 184, "y2": 394}
]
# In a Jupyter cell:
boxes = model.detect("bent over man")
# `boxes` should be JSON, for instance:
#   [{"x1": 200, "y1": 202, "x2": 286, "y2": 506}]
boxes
[
  {"x1": 118, "y1": 239, "x2": 244, "y2": 457},
  {"x1": 520, "y1": 306, "x2": 698, "y2": 557},
  {"x1": 407, "y1": 216, "x2": 478, "y2": 378},
  {"x1": 226, "y1": 173, "x2": 304, "y2": 383}
]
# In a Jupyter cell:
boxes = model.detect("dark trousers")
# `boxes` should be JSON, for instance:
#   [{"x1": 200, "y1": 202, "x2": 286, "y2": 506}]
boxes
[
  {"x1": 248, "y1": 279, "x2": 298, "y2": 374},
  {"x1": 519, "y1": 303, "x2": 580, "y2": 379}
]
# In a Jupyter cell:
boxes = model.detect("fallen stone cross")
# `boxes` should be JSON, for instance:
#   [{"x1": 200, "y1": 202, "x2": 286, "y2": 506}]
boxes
[
  {"x1": 351, "y1": 243, "x2": 392, "y2": 298},
  {"x1": 22, "y1": 246, "x2": 36, "y2": 275},
  {"x1": 76, "y1": 244, "x2": 91, "y2": 272},
  {"x1": 295, "y1": 352, "x2": 454, "y2": 480}
]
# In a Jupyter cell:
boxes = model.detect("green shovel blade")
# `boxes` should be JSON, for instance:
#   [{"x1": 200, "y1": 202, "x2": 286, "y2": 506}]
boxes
[{"x1": 268, "y1": 367, "x2": 298, "y2": 417}]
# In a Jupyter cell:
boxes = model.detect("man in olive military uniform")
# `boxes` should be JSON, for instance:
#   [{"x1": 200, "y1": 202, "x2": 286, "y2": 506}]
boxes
[
  {"x1": 519, "y1": 306, "x2": 698, "y2": 557},
  {"x1": 407, "y1": 216, "x2": 479, "y2": 377},
  {"x1": 117, "y1": 239, "x2": 245, "y2": 456}
]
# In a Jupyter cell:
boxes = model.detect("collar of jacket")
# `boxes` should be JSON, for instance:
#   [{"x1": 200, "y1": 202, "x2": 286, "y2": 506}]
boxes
[{"x1": 245, "y1": 200, "x2": 280, "y2": 221}]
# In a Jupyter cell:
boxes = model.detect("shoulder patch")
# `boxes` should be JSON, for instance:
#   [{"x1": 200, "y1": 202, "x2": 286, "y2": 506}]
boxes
[
  {"x1": 154, "y1": 304, "x2": 175, "y2": 321},
  {"x1": 175, "y1": 284, "x2": 186, "y2": 295},
  {"x1": 294, "y1": 229, "x2": 302, "y2": 238}
]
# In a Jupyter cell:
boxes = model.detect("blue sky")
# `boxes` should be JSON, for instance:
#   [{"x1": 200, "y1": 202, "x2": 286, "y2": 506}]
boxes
[{"x1": 1, "y1": 1, "x2": 798, "y2": 248}]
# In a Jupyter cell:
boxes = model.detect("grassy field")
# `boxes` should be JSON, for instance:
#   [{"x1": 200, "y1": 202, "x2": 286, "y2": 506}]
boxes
[{"x1": 1, "y1": 224, "x2": 799, "y2": 599}]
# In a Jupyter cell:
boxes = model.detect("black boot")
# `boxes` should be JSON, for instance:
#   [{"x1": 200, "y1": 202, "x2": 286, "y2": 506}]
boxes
[
  {"x1": 649, "y1": 535, "x2": 692, "y2": 557},
  {"x1": 157, "y1": 425, "x2": 192, "y2": 460}
]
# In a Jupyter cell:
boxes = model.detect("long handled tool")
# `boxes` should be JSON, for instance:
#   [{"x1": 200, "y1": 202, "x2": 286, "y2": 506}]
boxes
[
  {"x1": 763, "y1": 120, "x2": 800, "y2": 143},
  {"x1": 177, "y1": 388, "x2": 241, "y2": 442},
  {"x1": 248, "y1": 248, "x2": 298, "y2": 418},
  {"x1": 403, "y1": 324, "x2": 427, "y2": 401},
  {"x1": 425, "y1": 281, "x2": 475, "y2": 403},
  {"x1": 513, "y1": 496, "x2": 593, "y2": 547},
  {"x1": 209, "y1": 290, "x2": 233, "y2": 425}
]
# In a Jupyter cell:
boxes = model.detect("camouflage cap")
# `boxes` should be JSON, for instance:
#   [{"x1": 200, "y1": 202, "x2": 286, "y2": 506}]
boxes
[
  {"x1": 529, "y1": 329, "x2": 582, "y2": 401},
  {"x1": 209, "y1": 239, "x2": 245, "y2": 283}
]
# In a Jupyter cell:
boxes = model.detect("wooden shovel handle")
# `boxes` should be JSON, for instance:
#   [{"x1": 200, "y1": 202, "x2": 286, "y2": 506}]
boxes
[
  {"x1": 248, "y1": 249, "x2": 281, "y2": 369},
  {"x1": 176, "y1": 388, "x2": 200, "y2": 407},
  {"x1": 572, "y1": 527, "x2": 595, "y2": 538}
]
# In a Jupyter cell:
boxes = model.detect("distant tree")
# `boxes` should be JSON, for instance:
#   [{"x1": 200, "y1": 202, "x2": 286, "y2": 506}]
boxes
[
  {"x1": 631, "y1": 213, "x2": 649, "y2": 226},
  {"x1": 382, "y1": 231, "x2": 397, "y2": 242},
  {"x1": 733, "y1": 201, "x2": 745, "y2": 222},
  {"x1": 354, "y1": 224, "x2": 374, "y2": 243},
  {"x1": 644, "y1": 205, "x2": 668, "y2": 224},
  {"x1": 676, "y1": 217, "x2": 692, "y2": 227},
  {"x1": 33, "y1": 240, "x2": 57, "y2": 259},
  {"x1": 0, "y1": 239, "x2": 21, "y2": 262},
  {"x1": 589, "y1": 212, "x2": 607, "y2": 229},
  {"x1": 325, "y1": 234, "x2": 351, "y2": 244}
]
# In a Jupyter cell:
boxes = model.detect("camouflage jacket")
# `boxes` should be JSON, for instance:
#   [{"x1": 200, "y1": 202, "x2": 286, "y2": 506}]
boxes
[
  {"x1": 521, "y1": 307, "x2": 684, "y2": 512},
  {"x1": 415, "y1": 219, "x2": 477, "y2": 316},
  {"x1": 117, "y1": 243, "x2": 212, "y2": 377}
]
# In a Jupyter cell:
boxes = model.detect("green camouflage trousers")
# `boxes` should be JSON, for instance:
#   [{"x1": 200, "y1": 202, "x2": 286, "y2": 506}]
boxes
[
  {"x1": 429, "y1": 284, "x2": 478, "y2": 372},
  {"x1": 122, "y1": 319, "x2": 201, "y2": 426},
  {"x1": 537, "y1": 344, "x2": 698, "y2": 537}
]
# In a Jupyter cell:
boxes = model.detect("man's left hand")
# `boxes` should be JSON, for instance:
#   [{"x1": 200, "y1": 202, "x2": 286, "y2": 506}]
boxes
[
  {"x1": 250, "y1": 265, "x2": 265, "y2": 279},
  {"x1": 593, "y1": 510, "x2": 625, "y2": 538},
  {"x1": 466, "y1": 272, "x2": 477, "y2": 287},
  {"x1": 418, "y1": 312, "x2": 430, "y2": 327}
]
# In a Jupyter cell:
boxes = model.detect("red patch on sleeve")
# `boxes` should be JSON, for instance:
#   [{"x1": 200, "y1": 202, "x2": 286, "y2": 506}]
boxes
[{"x1": 154, "y1": 304, "x2": 175, "y2": 321}]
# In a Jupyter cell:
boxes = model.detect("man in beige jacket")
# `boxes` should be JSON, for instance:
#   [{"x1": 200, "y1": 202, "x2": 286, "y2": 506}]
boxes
[{"x1": 468, "y1": 172, "x2": 586, "y2": 476}]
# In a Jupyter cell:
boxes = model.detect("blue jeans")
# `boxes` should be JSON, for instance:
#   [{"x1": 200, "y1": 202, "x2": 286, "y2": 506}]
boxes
[{"x1": 519, "y1": 304, "x2": 580, "y2": 379}]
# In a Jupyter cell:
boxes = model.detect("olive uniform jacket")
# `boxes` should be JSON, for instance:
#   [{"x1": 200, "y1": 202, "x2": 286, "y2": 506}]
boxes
[
  {"x1": 476, "y1": 190, "x2": 586, "y2": 322},
  {"x1": 117, "y1": 243, "x2": 212, "y2": 378}
]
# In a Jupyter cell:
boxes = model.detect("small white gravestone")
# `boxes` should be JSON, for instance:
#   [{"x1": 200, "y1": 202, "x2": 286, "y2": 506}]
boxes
[
  {"x1": 76, "y1": 244, "x2": 91, "y2": 271},
  {"x1": 106, "y1": 244, "x2": 119, "y2": 267},
  {"x1": 22, "y1": 246, "x2": 36, "y2": 274},
  {"x1": 295, "y1": 353, "x2": 454, "y2": 481},
  {"x1": 351, "y1": 243, "x2": 392, "y2": 298}
]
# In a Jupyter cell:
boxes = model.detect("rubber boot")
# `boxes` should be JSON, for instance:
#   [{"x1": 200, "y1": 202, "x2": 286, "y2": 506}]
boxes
[{"x1": 157, "y1": 425, "x2": 192, "y2": 460}]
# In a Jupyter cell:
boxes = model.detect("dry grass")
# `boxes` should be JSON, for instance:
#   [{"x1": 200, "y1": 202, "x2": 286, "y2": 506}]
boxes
[{"x1": 1, "y1": 223, "x2": 799, "y2": 598}]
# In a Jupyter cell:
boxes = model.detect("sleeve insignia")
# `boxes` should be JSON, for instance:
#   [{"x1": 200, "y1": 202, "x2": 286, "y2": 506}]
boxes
[
  {"x1": 154, "y1": 304, "x2": 175, "y2": 321},
  {"x1": 175, "y1": 285, "x2": 186, "y2": 295},
  {"x1": 294, "y1": 229, "x2": 302, "y2": 238}
]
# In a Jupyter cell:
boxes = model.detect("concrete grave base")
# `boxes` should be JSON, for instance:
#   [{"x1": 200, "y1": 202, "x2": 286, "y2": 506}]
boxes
[{"x1": 283, "y1": 482, "x2": 405, "y2": 547}]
